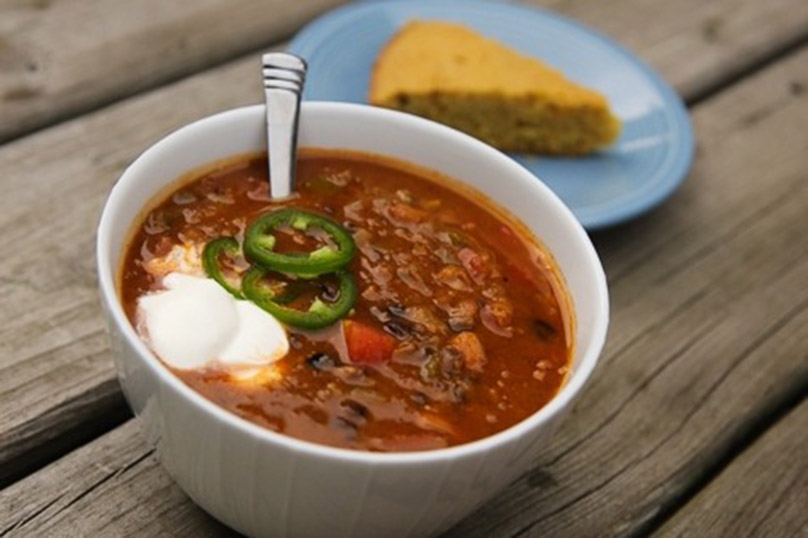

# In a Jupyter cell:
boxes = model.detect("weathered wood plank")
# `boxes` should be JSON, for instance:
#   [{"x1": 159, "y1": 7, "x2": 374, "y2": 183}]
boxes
[
  {"x1": 1, "y1": 41, "x2": 806, "y2": 538},
  {"x1": 653, "y1": 400, "x2": 808, "y2": 538},
  {"x1": 2, "y1": 0, "x2": 807, "y2": 143},
  {"x1": 0, "y1": 56, "x2": 263, "y2": 486},
  {"x1": 0, "y1": 421, "x2": 231, "y2": 537},
  {"x1": 0, "y1": 0, "x2": 346, "y2": 141},
  {"x1": 541, "y1": 0, "x2": 808, "y2": 101}
]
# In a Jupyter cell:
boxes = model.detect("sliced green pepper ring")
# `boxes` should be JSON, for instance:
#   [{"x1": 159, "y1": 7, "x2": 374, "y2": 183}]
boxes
[
  {"x1": 202, "y1": 237, "x2": 244, "y2": 299},
  {"x1": 244, "y1": 209, "x2": 355, "y2": 277},
  {"x1": 242, "y1": 267, "x2": 357, "y2": 330}
]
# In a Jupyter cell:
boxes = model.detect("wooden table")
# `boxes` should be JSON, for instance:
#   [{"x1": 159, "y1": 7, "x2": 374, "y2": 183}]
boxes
[{"x1": 1, "y1": 0, "x2": 806, "y2": 536}]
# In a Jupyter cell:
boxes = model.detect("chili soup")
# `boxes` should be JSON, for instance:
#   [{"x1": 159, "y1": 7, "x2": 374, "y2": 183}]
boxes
[{"x1": 120, "y1": 150, "x2": 571, "y2": 452}]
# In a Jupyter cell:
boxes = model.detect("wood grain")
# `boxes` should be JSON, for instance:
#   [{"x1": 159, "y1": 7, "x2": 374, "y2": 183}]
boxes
[
  {"x1": 653, "y1": 400, "x2": 808, "y2": 538},
  {"x1": 0, "y1": 41, "x2": 805, "y2": 538},
  {"x1": 0, "y1": 421, "x2": 231, "y2": 537},
  {"x1": 1, "y1": 0, "x2": 807, "y2": 142},
  {"x1": 537, "y1": 0, "x2": 808, "y2": 101},
  {"x1": 0, "y1": 0, "x2": 346, "y2": 141},
  {"x1": 0, "y1": 57, "x2": 261, "y2": 486}
]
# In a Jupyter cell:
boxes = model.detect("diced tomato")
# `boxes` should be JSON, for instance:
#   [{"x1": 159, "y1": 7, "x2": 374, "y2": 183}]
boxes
[{"x1": 344, "y1": 321, "x2": 397, "y2": 365}]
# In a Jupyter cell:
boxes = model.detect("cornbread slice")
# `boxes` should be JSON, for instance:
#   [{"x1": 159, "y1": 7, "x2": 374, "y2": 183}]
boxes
[{"x1": 369, "y1": 21, "x2": 621, "y2": 155}]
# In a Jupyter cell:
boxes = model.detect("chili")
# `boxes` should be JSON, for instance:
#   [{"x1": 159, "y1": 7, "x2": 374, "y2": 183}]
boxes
[
  {"x1": 244, "y1": 208, "x2": 355, "y2": 278},
  {"x1": 242, "y1": 267, "x2": 357, "y2": 330},
  {"x1": 202, "y1": 237, "x2": 244, "y2": 299}
]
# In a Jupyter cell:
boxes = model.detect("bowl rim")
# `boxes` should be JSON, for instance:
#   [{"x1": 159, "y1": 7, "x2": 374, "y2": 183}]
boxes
[{"x1": 96, "y1": 101, "x2": 609, "y2": 464}]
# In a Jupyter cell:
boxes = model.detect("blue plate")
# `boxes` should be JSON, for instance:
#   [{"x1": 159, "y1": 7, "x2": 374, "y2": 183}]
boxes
[{"x1": 289, "y1": 0, "x2": 694, "y2": 229}]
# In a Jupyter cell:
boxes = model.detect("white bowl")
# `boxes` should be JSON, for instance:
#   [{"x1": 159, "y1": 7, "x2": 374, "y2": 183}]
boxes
[{"x1": 97, "y1": 102, "x2": 609, "y2": 538}]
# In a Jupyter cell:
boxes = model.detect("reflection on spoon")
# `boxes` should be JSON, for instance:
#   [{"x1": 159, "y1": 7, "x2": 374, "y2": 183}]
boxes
[{"x1": 262, "y1": 52, "x2": 307, "y2": 200}]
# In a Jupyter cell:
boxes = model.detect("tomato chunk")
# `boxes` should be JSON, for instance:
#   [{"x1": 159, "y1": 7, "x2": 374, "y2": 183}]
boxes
[{"x1": 344, "y1": 321, "x2": 397, "y2": 365}]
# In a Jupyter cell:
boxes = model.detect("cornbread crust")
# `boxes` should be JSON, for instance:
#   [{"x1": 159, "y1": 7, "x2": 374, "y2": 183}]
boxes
[{"x1": 369, "y1": 21, "x2": 621, "y2": 155}]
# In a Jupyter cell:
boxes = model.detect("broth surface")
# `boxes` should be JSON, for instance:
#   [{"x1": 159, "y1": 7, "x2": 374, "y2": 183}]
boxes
[{"x1": 121, "y1": 151, "x2": 571, "y2": 451}]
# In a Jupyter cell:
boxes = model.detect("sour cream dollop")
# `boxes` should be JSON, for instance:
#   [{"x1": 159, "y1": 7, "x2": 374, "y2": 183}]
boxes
[{"x1": 137, "y1": 272, "x2": 289, "y2": 371}]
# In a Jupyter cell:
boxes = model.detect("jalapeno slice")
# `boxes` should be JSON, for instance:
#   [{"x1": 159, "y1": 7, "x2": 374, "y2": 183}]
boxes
[
  {"x1": 244, "y1": 209, "x2": 355, "y2": 277},
  {"x1": 242, "y1": 267, "x2": 357, "y2": 330},
  {"x1": 202, "y1": 237, "x2": 244, "y2": 299}
]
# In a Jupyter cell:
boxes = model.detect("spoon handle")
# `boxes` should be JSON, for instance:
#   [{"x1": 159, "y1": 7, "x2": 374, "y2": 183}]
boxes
[{"x1": 262, "y1": 52, "x2": 307, "y2": 200}]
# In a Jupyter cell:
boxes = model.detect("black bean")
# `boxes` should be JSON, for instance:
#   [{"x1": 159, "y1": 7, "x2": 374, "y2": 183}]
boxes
[
  {"x1": 331, "y1": 416, "x2": 358, "y2": 440},
  {"x1": 533, "y1": 319, "x2": 557, "y2": 340},
  {"x1": 388, "y1": 303, "x2": 406, "y2": 317},
  {"x1": 341, "y1": 399, "x2": 370, "y2": 421},
  {"x1": 409, "y1": 391, "x2": 430, "y2": 406},
  {"x1": 320, "y1": 281, "x2": 340, "y2": 302},
  {"x1": 383, "y1": 320, "x2": 411, "y2": 339},
  {"x1": 306, "y1": 352, "x2": 335, "y2": 371}
]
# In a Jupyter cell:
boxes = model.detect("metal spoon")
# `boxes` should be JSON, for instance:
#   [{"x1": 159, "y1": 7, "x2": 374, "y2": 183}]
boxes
[{"x1": 262, "y1": 52, "x2": 307, "y2": 200}]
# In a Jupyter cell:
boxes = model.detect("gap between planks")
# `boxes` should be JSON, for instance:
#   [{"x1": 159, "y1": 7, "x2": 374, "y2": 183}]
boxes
[{"x1": 652, "y1": 398, "x2": 808, "y2": 538}]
